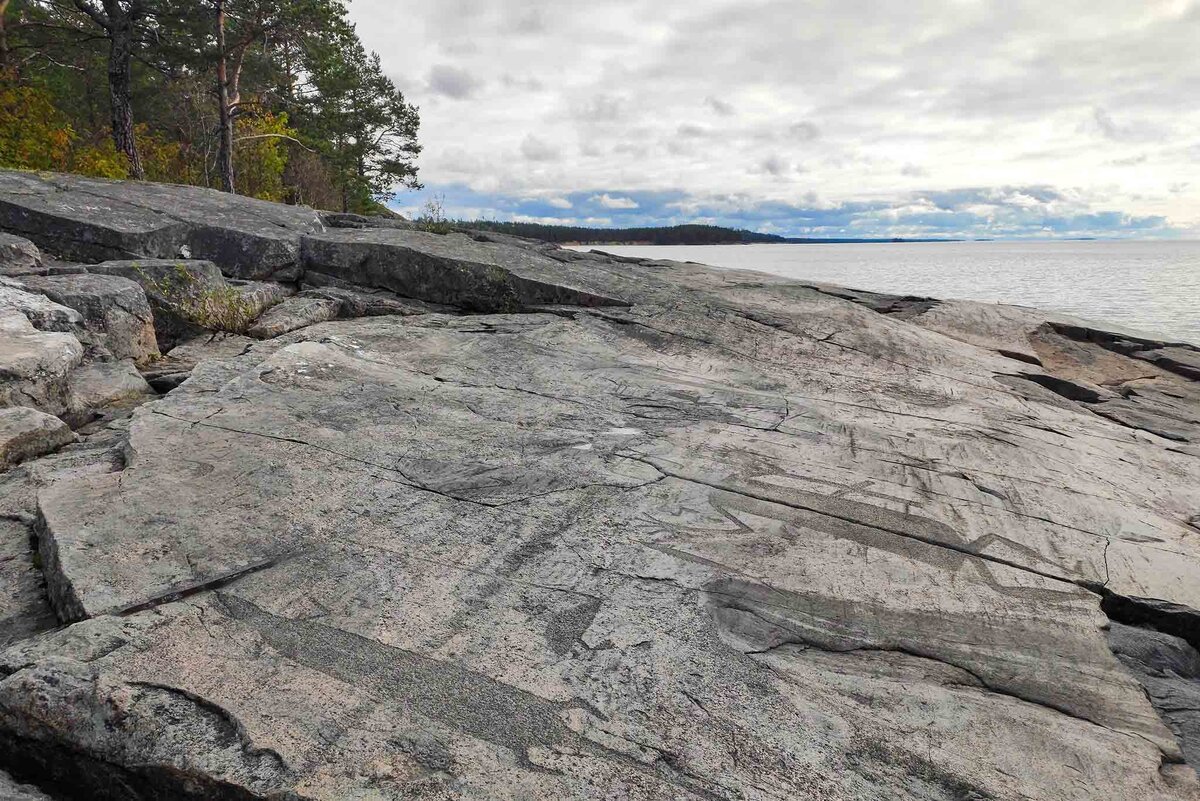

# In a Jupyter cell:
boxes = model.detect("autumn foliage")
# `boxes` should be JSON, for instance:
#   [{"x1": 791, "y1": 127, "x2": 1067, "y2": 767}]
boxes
[{"x1": 0, "y1": 1, "x2": 420, "y2": 212}]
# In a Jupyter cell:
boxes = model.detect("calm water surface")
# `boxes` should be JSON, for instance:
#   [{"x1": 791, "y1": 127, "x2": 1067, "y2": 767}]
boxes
[{"x1": 579, "y1": 241, "x2": 1199, "y2": 345}]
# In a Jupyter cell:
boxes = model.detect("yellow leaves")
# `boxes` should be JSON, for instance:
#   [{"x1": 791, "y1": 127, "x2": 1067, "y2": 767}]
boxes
[
  {"x1": 234, "y1": 111, "x2": 294, "y2": 201},
  {"x1": 0, "y1": 76, "x2": 74, "y2": 171},
  {"x1": 71, "y1": 137, "x2": 130, "y2": 180},
  {"x1": 0, "y1": 78, "x2": 294, "y2": 201},
  {"x1": 0, "y1": 76, "x2": 127, "y2": 179}
]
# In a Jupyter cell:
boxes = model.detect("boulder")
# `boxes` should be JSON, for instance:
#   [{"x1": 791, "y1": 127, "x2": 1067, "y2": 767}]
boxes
[
  {"x1": 245, "y1": 294, "x2": 341, "y2": 339},
  {"x1": 63, "y1": 361, "x2": 155, "y2": 426},
  {"x1": 0, "y1": 407, "x2": 74, "y2": 468},
  {"x1": 0, "y1": 308, "x2": 83, "y2": 415},
  {"x1": 89, "y1": 259, "x2": 226, "y2": 350},
  {"x1": 246, "y1": 287, "x2": 441, "y2": 339},
  {"x1": 0, "y1": 233, "x2": 42, "y2": 277},
  {"x1": 0, "y1": 279, "x2": 82, "y2": 333},
  {"x1": 17, "y1": 274, "x2": 158, "y2": 363},
  {"x1": 0, "y1": 170, "x2": 324, "y2": 280},
  {"x1": 228, "y1": 279, "x2": 292, "y2": 319}
]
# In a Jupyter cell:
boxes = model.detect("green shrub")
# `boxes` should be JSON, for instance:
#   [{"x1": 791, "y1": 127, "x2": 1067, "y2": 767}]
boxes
[{"x1": 417, "y1": 194, "x2": 454, "y2": 234}]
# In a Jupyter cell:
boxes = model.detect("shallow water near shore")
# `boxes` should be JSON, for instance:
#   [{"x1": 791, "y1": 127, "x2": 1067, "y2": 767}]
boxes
[{"x1": 576, "y1": 240, "x2": 1200, "y2": 345}]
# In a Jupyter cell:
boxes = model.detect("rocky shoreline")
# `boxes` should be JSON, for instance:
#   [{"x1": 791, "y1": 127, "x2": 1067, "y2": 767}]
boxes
[{"x1": 0, "y1": 169, "x2": 1198, "y2": 800}]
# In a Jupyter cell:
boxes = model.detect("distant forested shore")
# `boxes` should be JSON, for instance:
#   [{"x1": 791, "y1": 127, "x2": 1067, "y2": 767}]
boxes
[{"x1": 465, "y1": 221, "x2": 956, "y2": 245}]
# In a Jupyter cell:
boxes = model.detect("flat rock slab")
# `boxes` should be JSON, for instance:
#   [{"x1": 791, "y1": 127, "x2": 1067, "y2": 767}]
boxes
[
  {"x1": 2, "y1": 180, "x2": 1200, "y2": 799},
  {"x1": 16, "y1": 297, "x2": 1200, "y2": 799},
  {"x1": 0, "y1": 171, "x2": 324, "y2": 280},
  {"x1": 0, "y1": 407, "x2": 73, "y2": 468}
]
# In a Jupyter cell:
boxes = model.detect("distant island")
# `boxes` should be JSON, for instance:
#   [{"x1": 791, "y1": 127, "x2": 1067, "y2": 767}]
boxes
[{"x1": 464, "y1": 222, "x2": 958, "y2": 245}]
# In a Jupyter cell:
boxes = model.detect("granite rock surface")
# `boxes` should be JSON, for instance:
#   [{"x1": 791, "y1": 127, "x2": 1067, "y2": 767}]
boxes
[{"x1": 0, "y1": 171, "x2": 1198, "y2": 800}]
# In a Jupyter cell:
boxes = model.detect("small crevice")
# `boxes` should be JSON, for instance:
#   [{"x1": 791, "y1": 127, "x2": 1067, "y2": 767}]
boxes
[{"x1": 115, "y1": 555, "x2": 291, "y2": 618}]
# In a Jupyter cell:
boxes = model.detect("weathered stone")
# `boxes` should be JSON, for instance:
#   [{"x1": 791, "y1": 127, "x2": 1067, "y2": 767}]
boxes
[
  {"x1": 245, "y1": 295, "x2": 341, "y2": 339},
  {"x1": 0, "y1": 403, "x2": 135, "y2": 653},
  {"x1": 17, "y1": 274, "x2": 158, "y2": 363},
  {"x1": 1, "y1": 175, "x2": 1199, "y2": 800},
  {"x1": 300, "y1": 228, "x2": 629, "y2": 312},
  {"x1": 63, "y1": 360, "x2": 155, "y2": 426},
  {"x1": 0, "y1": 279, "x2": 82, "y2": 333},
  {"x1": 19, "y1": 299, "x2": 1200, "y2": 798},
  {"x1": 89, "y1": 259, "x2": 225, "y2": 351},
  {"x1": 1138, "y1": 347, "x2": 1200, "y2": 381},
  {"x1": 139, "y1": 333, "x2": 257, "y2": 393},
  {"x1": 0, "y1": 171, "x2": 324, "y2": 279},
  {"x1": 246, "y1": 287, "x2": 442, "y2": 339},
  {"x1": 297, "y1": 285, "x2": 445, "y2": 318},
  {"x1": 0, "y1": 234, "x2": 42, "y2": 277},
  {"x1": 0, "y1": 309, "x2": 83, "y2": 415},
  {"x1": 89, "y1": 257, "x2": 226, "y2": 290},
  {"x1": 228, "y1": 279, "x2": 292, "y2": 319},
  {"x1": 1109, "y1": 621, "x2": 1200, "y2": 766},
  {"x1": 0, "y1": 768, "x2": 54, "y2": 800},
  {"x1": 0, "y1": 407, "x2": 74, "y2": 468},
  {"x1": 321, "y1": 211, "x2": 412, "y2": 230}
]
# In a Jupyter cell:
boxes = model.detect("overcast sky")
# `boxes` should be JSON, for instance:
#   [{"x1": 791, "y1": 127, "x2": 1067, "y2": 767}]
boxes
[{"x1": 349, "y1": 0, "x2": 1199, "y2": 238}]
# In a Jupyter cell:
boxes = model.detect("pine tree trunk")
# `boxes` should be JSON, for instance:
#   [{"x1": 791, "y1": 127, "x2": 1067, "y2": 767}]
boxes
[
  {"x1": 107, "y1": 12, "x2": 144, "y2": 179},
  {"x1": 214, "y1": 0, "x2": 235, "y2": 193}
]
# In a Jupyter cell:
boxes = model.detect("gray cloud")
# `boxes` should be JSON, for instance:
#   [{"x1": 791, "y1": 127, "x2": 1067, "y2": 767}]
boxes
[
  {"x1": 520, "y1": 134, "x2": 561, "y2": 162},
  {"x1": 705, "y1": 96, "x2": 736, "y2": 117},
  {"x1": 757, "y1": 156, "x2": 790, "y2": 177},
  {"x1": 426, "y1": 64, "x2": 480, "y2": 99},
  {"x1": 351, "y1": 0, "x2": 1200, "y2": 237},
  {"x1": 789, "y1": 122, "x2": 821, "y2": 141},
  {"x1": 571, "y1": 94, "x2": 626, "y2": 122}
]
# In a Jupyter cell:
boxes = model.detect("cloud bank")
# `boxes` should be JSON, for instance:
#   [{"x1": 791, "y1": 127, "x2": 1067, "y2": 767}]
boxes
[{"x1": 350, "y1": 0, "x2": 1200, "y2": 238}]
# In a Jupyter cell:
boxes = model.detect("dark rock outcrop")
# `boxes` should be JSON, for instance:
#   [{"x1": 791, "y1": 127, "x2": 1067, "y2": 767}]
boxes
[
  {"x1": 301, "y1": 228, "x2": 628, "y2": 311},
  {"x1": 0, "y1": 172, "x2": 323, "y2": 280}
]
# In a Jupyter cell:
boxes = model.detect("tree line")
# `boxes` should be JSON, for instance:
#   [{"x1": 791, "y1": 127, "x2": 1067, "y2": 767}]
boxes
[
  {"x1": 0, "y1": 0, "x2": 421, "y2": 213},
  {"x1": 466, "y1": 222, "x2": 788, "y2": 245}
]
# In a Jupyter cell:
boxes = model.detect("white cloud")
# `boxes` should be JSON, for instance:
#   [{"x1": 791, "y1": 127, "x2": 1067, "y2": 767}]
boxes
[
  {"x1": 350, "y1": 0, "x2": 1200, "y2": 233},
  {"x1": 547, "y1": 196, "x2": 573, "y2": 209},
  {"x1": 591, "y1": 194, "x2": 639, "y2": 209}
]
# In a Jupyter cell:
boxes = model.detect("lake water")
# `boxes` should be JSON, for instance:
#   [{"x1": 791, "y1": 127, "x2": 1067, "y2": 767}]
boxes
[{"x1": 576, "y1": 241, "x2": 1200, "y2": 345}]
